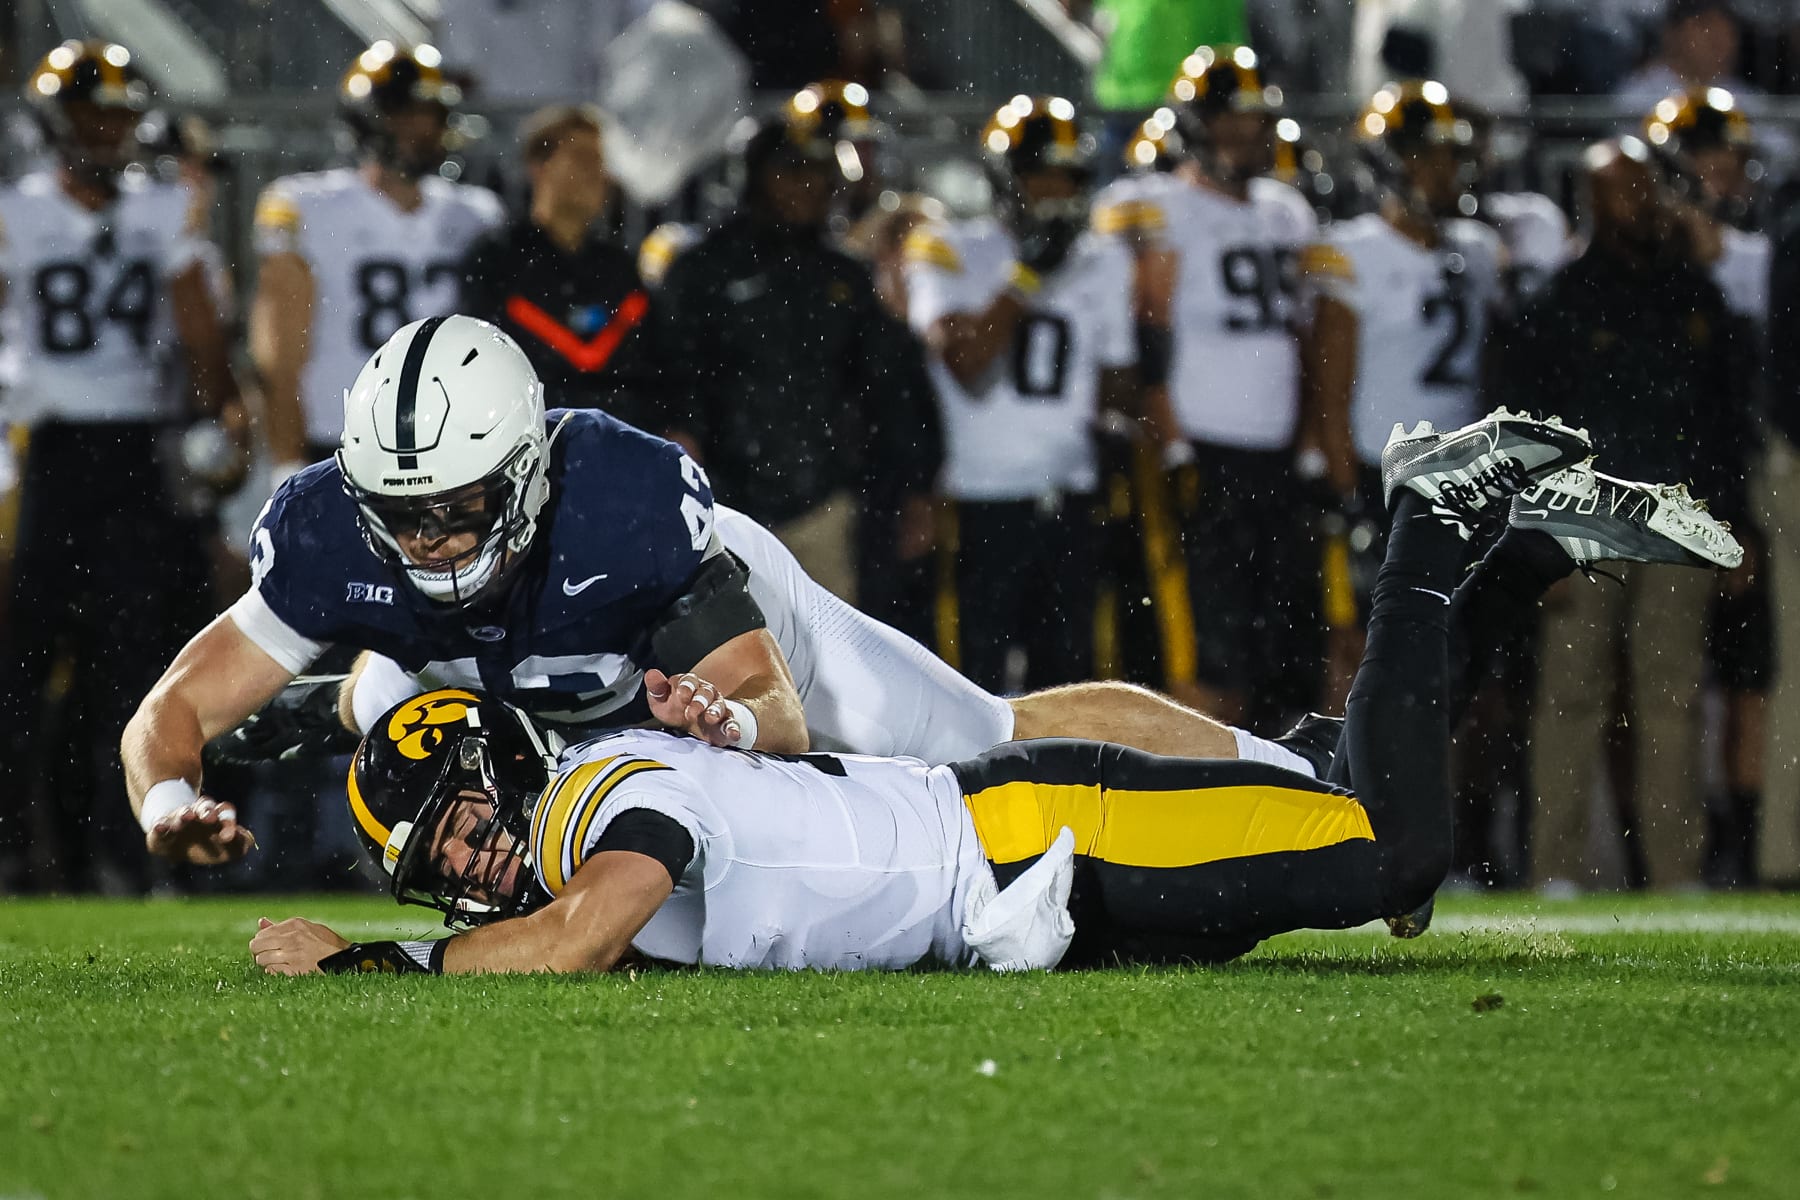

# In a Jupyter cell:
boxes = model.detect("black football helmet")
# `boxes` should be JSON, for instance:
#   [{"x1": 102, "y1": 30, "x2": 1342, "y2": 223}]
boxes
[
  {"x1": 339, "y1": 41, "x2": 461, "y2": 180},
  {"x1": 981, "y1": 95, "x2": 1094, "y2": 267},
  {"x1": 1644, "y1": 87, "x2": 1761, "y2": 226},
  {"x1": 26, "y1": 41, "x2": 152, "y2": 195},
  {"x1": 348, "y1": 689, "x2": 556, "y2": 928},
  {"x1": 1123, "y1": 113, "x2": 1183, "y2": 174},
  {"x1": 1356, "y1": 79, "x2": 1482, "y2": 221},
  {"x1": 739, "y1": 80, "x2": 881, "y2": 190},
  {"x1": 1164, "y1": 44, "x2": 1281, "y2": 185}
]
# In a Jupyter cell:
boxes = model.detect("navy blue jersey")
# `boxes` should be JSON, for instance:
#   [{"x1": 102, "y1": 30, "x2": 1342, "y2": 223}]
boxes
[{"x1": 236, "y1": 409, "x2": 726, "y2": 728}]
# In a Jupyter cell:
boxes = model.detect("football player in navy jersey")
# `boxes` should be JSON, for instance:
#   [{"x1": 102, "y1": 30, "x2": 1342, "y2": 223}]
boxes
[
  {"x1": 126, "y1": 316, "x2": 1362, "y2": 869},
  {"x1": 125, "y1": 315, "x2": 806, "y2": 864}
]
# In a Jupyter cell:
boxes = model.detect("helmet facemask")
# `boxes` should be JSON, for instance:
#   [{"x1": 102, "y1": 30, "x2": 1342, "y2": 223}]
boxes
[
  {"x1": 1002, "y1": 167, "x2": 1091, "y2": 271},
  {"x1": 341, "y1": 437, "x2": 545, "y2": 608},
  {"x1": 386, "y1": 731, "x2": 543, "y2": 929}
]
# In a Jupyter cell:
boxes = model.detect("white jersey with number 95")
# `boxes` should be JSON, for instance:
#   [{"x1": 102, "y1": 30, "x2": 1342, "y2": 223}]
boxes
[{"x1": 253, "y1": 167, "x2": 502, "y2": 444}]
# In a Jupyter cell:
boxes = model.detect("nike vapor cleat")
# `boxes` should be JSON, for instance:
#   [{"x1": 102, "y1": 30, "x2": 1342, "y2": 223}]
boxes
[
  {"x1": 1384, "y1": 894, "x2": 1435, "y2": 939},
  {"x1": 1510, "y1": 464, "x2": 1744, "y2": 570},
  {"x1": 1274, "y1": 712, "x2": 1346, "y2": 780},
  {"x1": 1381, "y1": 409, "x2": 1593, "y2": 525}
]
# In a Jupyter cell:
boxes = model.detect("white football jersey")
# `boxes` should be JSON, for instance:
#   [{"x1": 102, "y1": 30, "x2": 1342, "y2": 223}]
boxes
[
  {"x1": 1092, "y1": 172, "x2": 1316, "y2": 450},
  {"x1": 904, "y1": 217, "x2": 1133, "y2": 501},
  {"x1": 1482, "y1": 191, "x2": 1569, "y2": 302},
  {"x1": 528, "y1": 729, "x2": 988, "y2": 972},
  {"x1": 0, "y1": 170, "x2": 205, "y2": 426},
  {"x1": 1713, "y1": 226, "x2": 1770, "y2": 326},
  {"x1": 254, "y1": 168, "x2": 503, "y2": 443},
  {"x1": 1305, "y1": 214, "x2": 1505, "y2": 465}
]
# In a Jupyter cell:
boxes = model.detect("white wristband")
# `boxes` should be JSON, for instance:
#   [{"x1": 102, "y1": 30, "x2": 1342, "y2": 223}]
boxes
[
  {"x1": 140, "y1": 778, "x2": 198, "y2": 832},
  {"x1": 721, "y1": 700, "x2": 759, "y2": 750}
]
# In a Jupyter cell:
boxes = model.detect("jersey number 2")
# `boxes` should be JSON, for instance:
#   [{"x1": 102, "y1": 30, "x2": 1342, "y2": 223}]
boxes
[
  {"x1": 33, "y1": 260, "x2": 155, "y2": 355},
  {"x1": 1420, "y1": 273, "x2": 1475, "y2": 386}
]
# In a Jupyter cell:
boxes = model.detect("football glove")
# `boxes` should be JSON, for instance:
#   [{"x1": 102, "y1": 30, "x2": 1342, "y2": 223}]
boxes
[{"x1": 205, "y1": 670, "x2": 362, "y2": 766}]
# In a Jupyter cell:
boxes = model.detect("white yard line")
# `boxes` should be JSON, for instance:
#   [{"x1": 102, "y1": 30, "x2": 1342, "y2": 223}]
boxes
[{"x1": 1336, "y1": 911, "x2": 1800, "y2": 936}]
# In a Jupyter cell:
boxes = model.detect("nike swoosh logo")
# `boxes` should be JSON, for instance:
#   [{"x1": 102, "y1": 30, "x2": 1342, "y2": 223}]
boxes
[
  {"x1": 1517, "y1": 508, "x2": 1550, "y2": 519},
  {"x1": 562, "y1": 574, "x2": 608, "y2": 595}
]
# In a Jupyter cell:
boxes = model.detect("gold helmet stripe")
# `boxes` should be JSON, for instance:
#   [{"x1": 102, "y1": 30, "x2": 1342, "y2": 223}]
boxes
[{"x1": 346, "y1": 758, "x2": 390, "y2": 847}]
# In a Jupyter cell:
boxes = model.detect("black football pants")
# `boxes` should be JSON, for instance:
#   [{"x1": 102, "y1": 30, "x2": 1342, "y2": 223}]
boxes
[
  {"x1": 953, "y1": 497, "x2": 1573, "y2": 966},
  {"x1": 0, "y1": 422, "x2": 211, "y2": 886}
]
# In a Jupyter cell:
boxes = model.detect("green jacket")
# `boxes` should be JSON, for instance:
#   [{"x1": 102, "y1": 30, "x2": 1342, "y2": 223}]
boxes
[{"x1": 1092, "y1": 0, "x2": 1248, "y2": 109}]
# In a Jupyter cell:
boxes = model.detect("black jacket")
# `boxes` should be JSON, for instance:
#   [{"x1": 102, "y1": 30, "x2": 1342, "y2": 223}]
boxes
[
  {"x1": 460, "y1": 215, "x2": 658, "y2": 428},
  {"x1": 1499, "y1": 244, "x2": 1755, "y2": 519},
  {"x1": 651, "y1": 216, "x2": 938, "y2": 526},
  {"x1": 1765, "y1": 211, "x2": 1800, "y2": 450}
]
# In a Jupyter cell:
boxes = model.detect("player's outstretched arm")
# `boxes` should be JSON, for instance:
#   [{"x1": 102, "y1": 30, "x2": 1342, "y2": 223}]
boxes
[
  {"x1": 123, "y1": 613, "x2": 298, "y2": 864},
  {"x1": 250, "y1": 851, "x2": 674, "y2": 977},
  {"x1": 647, "y1": 629, "x2": 808, "y2": 753}
]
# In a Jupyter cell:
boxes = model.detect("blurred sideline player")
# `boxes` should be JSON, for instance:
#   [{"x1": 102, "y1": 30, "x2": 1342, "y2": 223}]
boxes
[
  {"x1": 0, "y1": 42, "x2": 240, "y2": 889},
  {"x1": 129, "y1": 317, "x2": 1307, "y2": 870},
  {"x1": 246, "y1": 412, "x2": 1746, "y2": 977},
  {"x1": 250, "y1": 41, "x2": 501, "y2": 477},
  {"x1": 1303, "y1": 81, "x2": 1506, "y2": 704},
  {"x1": 1469, "y1": 113, "x2": 1571, "y2": 306},
  {"x1": 904, "y1": 96, "x2": 1134, "y2": 692},
  {"x1": 1648, "y1": 88, "x2": 1771, "y2": 884},
  {"x1": 1091, "y1": 45, "x2": 1321, "y2": 728}
]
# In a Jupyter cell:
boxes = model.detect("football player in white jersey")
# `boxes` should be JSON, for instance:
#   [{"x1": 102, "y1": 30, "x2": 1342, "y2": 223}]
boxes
[
  {"x1": 904, "y1": 96, "x2": 1134, "y2": 692},
  {"x1": 1091, "y1": 46, "x2": 1321, "y2": 728},
  {"x1": 246, "y1": 412, "x2": 1744, "y2": 975},
  {"x1": 1303, "y1": 82, "x2": 1507, "y2": 708},
  {"x1": 249, "y1": 41, "x2": 502, "y2": 479},
  {"x1": 1645, "y1": 87, "x2": 1771, "y2": 884},
  {"x1": 1305, "y1": 82, "x2": 1507, "y2": 517},
  {"x1": 0, "y1": 42, "x2": 238, "y2": 888}
]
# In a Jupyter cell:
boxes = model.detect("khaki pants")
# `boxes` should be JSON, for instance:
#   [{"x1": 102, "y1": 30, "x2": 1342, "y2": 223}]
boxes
[
  {"x1": 771, "y1": 491, "x2": 859, "y2": 605},
  {"x1": 1530, "y1": 564, "x2": 1713, "y2": 888},
  {"x1": 1755, "y1": 438, "x2": 1800, "y2": 882}
]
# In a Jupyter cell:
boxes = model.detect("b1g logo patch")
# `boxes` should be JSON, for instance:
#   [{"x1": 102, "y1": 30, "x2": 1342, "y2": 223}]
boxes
[
  {"x1": 347, "y1": 582, "x2": 396, "y2": 605},
  {"x1": 386, "y1": 690, "x2": 481, "y2": 761}
]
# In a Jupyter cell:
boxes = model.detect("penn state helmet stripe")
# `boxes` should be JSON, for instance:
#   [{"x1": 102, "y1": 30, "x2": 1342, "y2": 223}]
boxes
[{"x1": 394, "y1": 315, "x2": 447, "y2": 469}]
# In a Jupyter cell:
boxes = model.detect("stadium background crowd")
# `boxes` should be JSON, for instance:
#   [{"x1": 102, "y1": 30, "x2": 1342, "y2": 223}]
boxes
[{"x1": 4, "y1": 0, "x2": 1800, "y2": 899}]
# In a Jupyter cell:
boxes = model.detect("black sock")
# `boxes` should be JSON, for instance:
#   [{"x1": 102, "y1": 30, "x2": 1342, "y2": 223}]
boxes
[
  {"x1": 1372, "y1": 492, "x2": 1469, "y2": 614},
  {"x1": 1330, "y1": 491, "x2": 1456, "y2": 906}
]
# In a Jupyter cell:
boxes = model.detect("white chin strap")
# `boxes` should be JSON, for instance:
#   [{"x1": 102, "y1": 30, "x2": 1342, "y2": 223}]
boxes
[{"x1": 407, "y1": 539, "x2": 506, "y2": 603}]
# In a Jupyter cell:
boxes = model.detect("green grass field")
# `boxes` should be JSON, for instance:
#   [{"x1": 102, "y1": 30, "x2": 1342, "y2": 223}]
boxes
[{"x1": 3, "y1": 893, "x2": 1797, "y2": 1200}]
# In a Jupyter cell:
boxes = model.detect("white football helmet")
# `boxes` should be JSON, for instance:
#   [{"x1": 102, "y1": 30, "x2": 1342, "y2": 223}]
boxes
[{"x1": 338, "y1": 315, "x2": 552, "y2": 606}]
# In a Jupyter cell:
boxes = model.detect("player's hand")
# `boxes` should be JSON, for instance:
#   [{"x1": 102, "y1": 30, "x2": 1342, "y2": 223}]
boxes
[
  {"x1": 145, "y1": 798, "x2": 258, "y2": 866},
  {"x1": 250, "y1": 917, "x2": 349, "y2": 976},
  {"x1": 644, "y1": 669, "x2": 746, "y2": 747}
]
